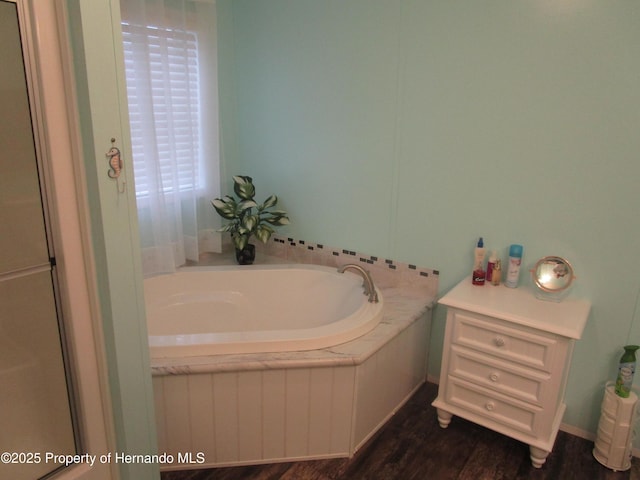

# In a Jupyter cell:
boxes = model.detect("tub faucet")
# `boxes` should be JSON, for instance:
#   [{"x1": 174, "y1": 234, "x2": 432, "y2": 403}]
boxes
[{"x1": 337, "y1": 264, "x2": 379, "y2": 303}]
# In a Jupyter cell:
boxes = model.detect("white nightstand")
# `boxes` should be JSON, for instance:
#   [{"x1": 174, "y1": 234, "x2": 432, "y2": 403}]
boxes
[{"x1": 432, "y1": 277, "x2": 590, "y2": 467}]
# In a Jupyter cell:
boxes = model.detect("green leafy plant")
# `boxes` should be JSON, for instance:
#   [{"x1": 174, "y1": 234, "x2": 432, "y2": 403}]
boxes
[{"x1": 212, "y1": 176, "x2": 290, "y2": 251}]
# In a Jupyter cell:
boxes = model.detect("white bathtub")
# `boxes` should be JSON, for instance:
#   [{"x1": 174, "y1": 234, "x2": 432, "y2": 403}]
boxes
[{"x1": 145, "y1": 264, "x2": 383, "y2": 358}]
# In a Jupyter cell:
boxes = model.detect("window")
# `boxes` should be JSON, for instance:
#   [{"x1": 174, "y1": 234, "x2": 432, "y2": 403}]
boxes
[
  {"x1": 121, "y1": 22, "x2": 202, "y2": 198},
  {"x1": 120, "y1": 0, "x2": 220, "y2": 272}
]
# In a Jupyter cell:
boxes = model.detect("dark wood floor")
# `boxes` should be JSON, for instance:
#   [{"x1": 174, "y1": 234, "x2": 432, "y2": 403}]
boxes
[{"x1": 161, "y1": 382, "x2": 638, "y2": 480}]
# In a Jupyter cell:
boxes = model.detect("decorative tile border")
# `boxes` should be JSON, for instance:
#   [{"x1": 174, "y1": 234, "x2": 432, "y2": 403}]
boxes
[{"x1": 262, "y1": 235, "x2": 439, "y2": 298}]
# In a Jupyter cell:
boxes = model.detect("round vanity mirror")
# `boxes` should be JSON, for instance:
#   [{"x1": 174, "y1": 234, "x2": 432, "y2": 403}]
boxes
[{"x1": 532, "y1": 256, "x2": 575, "y2": 293}]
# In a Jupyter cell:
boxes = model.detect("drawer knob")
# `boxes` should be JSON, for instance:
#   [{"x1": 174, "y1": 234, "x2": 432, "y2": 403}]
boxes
[
  {"x1": 489, "y1": 372, "x2": 500, "y2": 382},
  {"x1": 485, "y1": 401, "x2": 495, "y2": 411},
  {"x1": 493, "y1": 336, "x2": 506, "y2": 347}
]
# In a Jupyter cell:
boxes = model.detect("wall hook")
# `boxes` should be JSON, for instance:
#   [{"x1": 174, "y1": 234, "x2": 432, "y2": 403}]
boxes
[{"x1": 106, "y1": 138, "x2": 126, "y2": 193}]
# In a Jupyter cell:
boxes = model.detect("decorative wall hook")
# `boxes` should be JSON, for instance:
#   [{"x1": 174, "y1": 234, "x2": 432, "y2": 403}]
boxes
[{"x1": 106, "y1": 138, "x2": 126, "y2": 193}]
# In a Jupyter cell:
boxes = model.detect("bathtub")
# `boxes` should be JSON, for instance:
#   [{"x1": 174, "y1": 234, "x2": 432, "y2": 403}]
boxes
[
  {"x1": 149, "y1": 258, "x2": 435, "y2": 470},
  {"x1": 145, "y1": 264, "x2": 383, "y2": 358}
]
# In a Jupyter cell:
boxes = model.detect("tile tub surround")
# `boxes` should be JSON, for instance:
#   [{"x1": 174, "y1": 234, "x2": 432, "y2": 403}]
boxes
[
  {"x1": 150, "y1": 237, "x2": 437, "y2": 469},
  {"x1": 204, "y1": 234, "x2": 439, "y2": 296},
  {"x1": 153, "y1": 234, "x2": 438, "y2": 375}
]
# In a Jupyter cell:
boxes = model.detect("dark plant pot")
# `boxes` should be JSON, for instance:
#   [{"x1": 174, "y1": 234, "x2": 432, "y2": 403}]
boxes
[{"x1": 235, "y1": 243, "x2": 256, "y2": 265}]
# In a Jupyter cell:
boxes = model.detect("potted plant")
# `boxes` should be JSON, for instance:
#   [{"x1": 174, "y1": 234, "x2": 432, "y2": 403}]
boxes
[{"x1": 212, "y1": 175, "x2": 290, "y2": 264}]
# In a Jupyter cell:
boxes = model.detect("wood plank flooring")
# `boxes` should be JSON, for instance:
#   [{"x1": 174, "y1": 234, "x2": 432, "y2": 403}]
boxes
[{"x1": 160, "y1": 382, "x2": 639, "y2": 480}]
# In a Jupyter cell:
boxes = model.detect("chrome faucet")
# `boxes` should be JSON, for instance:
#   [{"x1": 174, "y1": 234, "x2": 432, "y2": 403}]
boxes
[{"x1": 337, "y1": 264, "x2": 379, "y2": 303}]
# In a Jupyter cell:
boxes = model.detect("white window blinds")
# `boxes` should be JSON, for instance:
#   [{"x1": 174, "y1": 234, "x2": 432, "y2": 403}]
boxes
[{"x1": 121, "y1": 22, "x2": 201, "y2": 198}]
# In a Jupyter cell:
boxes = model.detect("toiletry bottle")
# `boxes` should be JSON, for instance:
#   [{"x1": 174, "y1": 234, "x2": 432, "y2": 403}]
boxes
[
  {"x1": 504, "y1": 244, "x2": 523, "y2": 288},
  {"x1": 486, "y1": 250, "x2": 497, "y2": 285},
  {"x1": 615, "y1": 345, "x2": 640, "y2": 398},
  {"x1": 491, "y1": 258, "x2": 502, "y2": 286},
  {"x1": 472, "y1": 237, "x2": 486, "y2": 285}
]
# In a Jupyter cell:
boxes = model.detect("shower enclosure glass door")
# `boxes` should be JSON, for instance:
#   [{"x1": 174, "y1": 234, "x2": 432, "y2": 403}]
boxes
[{"x1": 0, "y1": 1, "x2": 78, "y2": 478}]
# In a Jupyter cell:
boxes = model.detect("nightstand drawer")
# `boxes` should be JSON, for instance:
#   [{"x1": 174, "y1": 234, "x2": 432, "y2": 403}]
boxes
[
  {"x1": 449, "y1": 345, "x2": 549, "y2": 405},
  {"x1": 451, "y1": 311, "x2": 561, "y2": 372},
  {"x1": 447, "y1": 377, "x2": 542, "y2": 436}
]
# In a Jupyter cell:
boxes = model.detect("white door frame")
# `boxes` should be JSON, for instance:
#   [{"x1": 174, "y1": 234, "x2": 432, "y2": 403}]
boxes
[{"x1": 14, "y1": 0, "x2": 118, "y2": 478}]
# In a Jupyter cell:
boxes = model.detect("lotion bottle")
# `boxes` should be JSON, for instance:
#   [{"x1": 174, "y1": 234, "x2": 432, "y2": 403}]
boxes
[
  {"x1": 472, "y1": 237, "x2": 486, "y2": 285},
  {"x1": 486, "y1": 250, "x2": 497, "y2": 285},
  {"x1": 491, "y1": 258, "x2": 502, "y2": 285}
]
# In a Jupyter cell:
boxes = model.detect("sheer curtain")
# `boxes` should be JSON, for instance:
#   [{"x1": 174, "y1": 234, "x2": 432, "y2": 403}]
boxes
[{"x1": 120, "y1": 0, "x2": 219, "y2": 276}]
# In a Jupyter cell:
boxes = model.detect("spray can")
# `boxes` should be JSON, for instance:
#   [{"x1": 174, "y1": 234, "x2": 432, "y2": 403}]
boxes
[
  {"x1": 504, "y1": 244, "x2": 523, "y2": 288},
  {"x1": 615, "y1": 345, "x2": 640, "y2": 398}
]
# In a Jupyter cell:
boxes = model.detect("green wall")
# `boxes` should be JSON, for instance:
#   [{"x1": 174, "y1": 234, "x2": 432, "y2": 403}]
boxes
[
  {"x1": 218, "y1": 0, "x2": 640, "y2": 437},
  {"x1": 66, "y1": 1, "x2": 159, "y2": 478}
]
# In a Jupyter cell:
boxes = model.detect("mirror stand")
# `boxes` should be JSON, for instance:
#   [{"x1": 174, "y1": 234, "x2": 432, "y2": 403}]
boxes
[{"x1": 534, "y1": 287, "x2": 571, "y2": 303}]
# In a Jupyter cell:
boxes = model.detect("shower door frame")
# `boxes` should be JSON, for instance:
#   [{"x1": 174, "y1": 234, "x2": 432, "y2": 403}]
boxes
[{"x1": 7, "y1": 0, "x2": 117, "y2": 479}]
